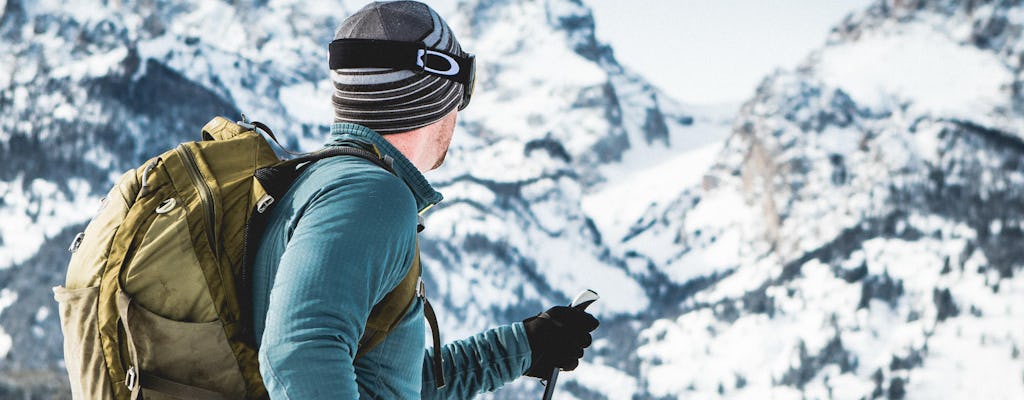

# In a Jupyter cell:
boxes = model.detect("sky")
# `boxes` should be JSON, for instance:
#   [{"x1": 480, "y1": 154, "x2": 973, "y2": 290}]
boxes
[
  {"x1": 355, "y1": 0, "x2": 876, "y2": 105},
  {"x1": 586, "y1": 0, "x2": 875, "y2": 105}
]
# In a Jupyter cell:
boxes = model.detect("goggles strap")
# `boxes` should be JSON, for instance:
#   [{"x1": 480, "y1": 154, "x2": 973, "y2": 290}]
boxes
[{"x1": 329, "y1": 39, "x2": 473, "y2": 85}]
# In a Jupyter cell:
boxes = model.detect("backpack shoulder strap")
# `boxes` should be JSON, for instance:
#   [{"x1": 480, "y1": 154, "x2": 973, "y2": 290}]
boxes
[
  {"x1": 357, "y1": 239, "x2": 422, "y2": 359},
  {"x1": 356, "y1": 239, "x2": 444, "y2": 387},
  {"x1": 254, "y1": 144, "x2": 396, "y2": 203},
  {"x1": 311, "y1": 145, "x2": 396, "y2": 174}
]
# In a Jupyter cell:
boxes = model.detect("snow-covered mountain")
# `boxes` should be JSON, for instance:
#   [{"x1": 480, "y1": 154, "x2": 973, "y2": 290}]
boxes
[
  {"x1": 630, "y1": 1, "x2": 1024, "y2": 399},
  {"x1": 0, "y1": 0, "x2": 708, "y2": 397},
  {"x1": 0, "y1": 0, "x2": 1021, "y2": 399}
]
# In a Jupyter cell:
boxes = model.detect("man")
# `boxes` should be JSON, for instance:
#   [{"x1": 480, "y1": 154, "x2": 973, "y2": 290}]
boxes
[{"x1": 250, "y1": 1, "x2": 600, "y2": 398}]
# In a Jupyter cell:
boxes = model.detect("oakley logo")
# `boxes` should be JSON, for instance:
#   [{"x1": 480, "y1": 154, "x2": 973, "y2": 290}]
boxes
[{"x1": 417, "y1": 49, "x2": 460, "y2": 76}]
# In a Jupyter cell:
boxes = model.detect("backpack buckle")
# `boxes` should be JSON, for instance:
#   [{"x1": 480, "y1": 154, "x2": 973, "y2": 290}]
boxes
[
  {"x1": 416, "y1": 278, "x2": 426, "y2": 299},
  {"x1": 125, "y1": 366, "x2": 138, "y2": 390},
  {"x1": 256, "y1": 194, "x2": 276, "y2": 214}
]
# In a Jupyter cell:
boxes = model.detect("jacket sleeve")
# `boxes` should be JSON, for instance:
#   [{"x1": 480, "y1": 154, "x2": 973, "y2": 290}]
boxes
[
  {"x1": 257, "y1": 170, "x2": 418, "y2": 399},
  {"x1": 421, "y1": 322, "x2": 534, "y2": 399}
]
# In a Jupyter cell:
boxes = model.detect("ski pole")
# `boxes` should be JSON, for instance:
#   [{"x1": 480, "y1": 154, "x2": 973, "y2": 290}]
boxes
[{"x1": 542, "y1": 289, "x2": 600, "y2": 400}]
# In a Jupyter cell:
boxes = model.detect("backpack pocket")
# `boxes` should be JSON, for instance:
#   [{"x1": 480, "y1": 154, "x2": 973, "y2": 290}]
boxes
[
  {"x1": 116, "y1": 291, "x2": 246, "y2": 399},
  {"x1": 66, "y1": 170, "x2": 139, "y2": 289},
  {"x1": 122, "y1": 197, "x2": 217, "y2": 323},
  {"x1": 53, "y1": 285, "x2": 116, "y2": 400}
]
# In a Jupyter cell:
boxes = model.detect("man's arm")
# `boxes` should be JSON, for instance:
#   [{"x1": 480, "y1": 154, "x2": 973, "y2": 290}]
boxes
[
  {"x1": 421, "y1": 305, "x2": 600, "y2": 399},
  {"x1": 420, "y1": 323, "x2": 533, "y2": 399},
  {"x1": 258, "y1": 169, "x2": 417, "y2": 399}
]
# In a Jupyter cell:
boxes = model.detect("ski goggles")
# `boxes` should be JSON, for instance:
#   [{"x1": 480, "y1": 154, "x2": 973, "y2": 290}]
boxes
[{"x1": 329, "y1": 39, "x2": 476, "y2": 111}]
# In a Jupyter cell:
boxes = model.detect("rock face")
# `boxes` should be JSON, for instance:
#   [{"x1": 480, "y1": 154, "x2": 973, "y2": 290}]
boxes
[
  {"x1": 632, "y1": 1, "x2": 1024, "y2": 398},
  {"x1": 1, "y1": 0, "x2": 1022, "y2": 398},
  {"x1": 0, "y1": 0, "x2": 697, "y2": 398}
]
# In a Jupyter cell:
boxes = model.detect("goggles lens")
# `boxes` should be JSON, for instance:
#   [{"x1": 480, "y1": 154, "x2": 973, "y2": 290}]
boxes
[{"x1": 459, "y1": 54, "x2": 476, "y2": 111}]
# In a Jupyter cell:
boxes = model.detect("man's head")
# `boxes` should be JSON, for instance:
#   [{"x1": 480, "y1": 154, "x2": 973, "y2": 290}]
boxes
[{"x1": 329, "y1": 1, "x2": 474, "y2": 136}]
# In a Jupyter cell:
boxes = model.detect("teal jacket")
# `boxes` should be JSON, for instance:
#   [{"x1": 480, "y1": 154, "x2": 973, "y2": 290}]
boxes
[{"x1": 251, "y1": 123, "x2": 533, "y2": 399}]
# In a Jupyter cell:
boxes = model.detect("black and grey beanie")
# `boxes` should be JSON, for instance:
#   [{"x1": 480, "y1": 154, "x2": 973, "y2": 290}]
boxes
[{"x1": 331, "y1": 1, "x2": 467, "y2": 134}]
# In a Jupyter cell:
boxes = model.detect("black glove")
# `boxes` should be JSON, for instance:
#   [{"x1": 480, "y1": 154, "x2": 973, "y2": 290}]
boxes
[{"x1": 522, "y1": 306, "x2": 600, "y2": 378}]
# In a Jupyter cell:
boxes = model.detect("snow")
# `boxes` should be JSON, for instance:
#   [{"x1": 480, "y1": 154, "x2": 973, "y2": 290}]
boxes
[
  {"x1": 0, "y1": 327, "x2": 10, "y2": 360},
  {"x1": 35, "y1": 306, "x2": 50, "y2": 324},
  {"x1": 445, "y1": 139, "x2": 550, "y2": 182},
  {"x1": 449, "y1": 0, "x2": 614, "y2": 164},
  {"x1": 424, "y1": 184, "x2": 650, "y2": 315},
  {"x1": 279, "y1": 81, "x2": 334, "y2": 124},
  {"x1": 0, "y1": 288, "x2": 16, "y2": 317},
  {"x1": 906, "y1": 269, "x2": 1024, "y2": 400},
  {"x1": 0, "y1": 288, "x2": 17, "y2": 358},
  {"x1": 910, "y1": 120, "x2": 944, "y2": 165},
  {"x1": 168, "y1": 2, "x2": 249, "y2": 54},
  {"x1": 22, "y1": 0, "x2": 107, "y2": 20},
  {"x1": 581, "y1": 100, "x2": 735, "y2": 273},
  {"x1": 582, "y1": 137, "x2": 724, "y2": 244},
  {"x1": 662, "y1": 228, "x2": 741, "y2": 285},
  {"x1": 3, "y1": 0, "x2": 1024, "y2": 398},
  {"x1": 527, "y1": 233, "x2": 648, "y2": 315},
  {"x1": 815, "y1": 126, "x2": 863, "y2": 157},
  {"x1": 638, "y1": 309, "x2": 803, "y2": 398},
  {"x1": 136, "y1": 35, "x2": 183, "y2": 74},
  {"x1": 49, "y1": 48, "x2": 129, "y2": 81},
  {"x1": 53, "y1": 104, "x2": 78, "y2": 121},
  {"x1": 439, "y1": 180, "x2": 498, "y2": 206},
  {"x1": 0, "y1": 177, "x2": 97, "y2": 269},
  {"x1": 640, "y1": 225, "x2": 1024, "y2": 399},
  {"x1": 562, "y1": 360, "x2": 639, "y2": 399},
  {"x1": 817, "y1": 24, "x2": 1011, "y2": 118}
]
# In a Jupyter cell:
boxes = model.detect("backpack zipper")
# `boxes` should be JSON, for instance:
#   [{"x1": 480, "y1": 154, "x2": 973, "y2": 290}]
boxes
[{"x1": 176, "y1": 144, "x2": 218, "y2": 257}]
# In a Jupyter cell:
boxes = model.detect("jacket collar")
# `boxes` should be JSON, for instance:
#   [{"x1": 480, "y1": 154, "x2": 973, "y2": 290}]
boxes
[{"x1": 326, "y1": 123, "x2": 444, "y2": 212}]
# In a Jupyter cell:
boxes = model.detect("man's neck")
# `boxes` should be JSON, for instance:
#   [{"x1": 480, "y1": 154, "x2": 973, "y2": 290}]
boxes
[{"x1": 383, "y1": 125, "x2": 436, "y2": 173}]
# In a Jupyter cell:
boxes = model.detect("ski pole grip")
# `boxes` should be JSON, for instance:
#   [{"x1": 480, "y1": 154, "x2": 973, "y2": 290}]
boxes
[
  {"x1": 541, "y1": 289, "x2": 599, "y2": 400},
  {"x1": 569, "y1": 289, "x2": 599, "y2": 310}
]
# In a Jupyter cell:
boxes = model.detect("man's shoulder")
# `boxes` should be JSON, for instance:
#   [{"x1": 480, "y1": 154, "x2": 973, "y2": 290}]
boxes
[
  {"x1": 304, "y1": 154, "x2": 399, "y2": 183},
  {"x1": 295, "y1": 155, "x2": 414, "y2": 211}
]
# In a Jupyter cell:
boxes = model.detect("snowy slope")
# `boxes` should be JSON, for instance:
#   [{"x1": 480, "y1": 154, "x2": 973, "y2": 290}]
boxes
[
  {"x1": 632, "y1": 1, "x2": 1024, "y2": 399},
  {"x1": 0, "y1": 0, "x2": 706, "y2": 398},
  {"x1": 2, "y1": 0, "x2": 1022, "y2": 399}
]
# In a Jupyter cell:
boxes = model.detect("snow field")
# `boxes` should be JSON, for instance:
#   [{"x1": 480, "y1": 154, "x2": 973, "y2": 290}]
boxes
[
  {"x1": 0, "y1": 288, "x2": 16, "y2": 358},
  {"x1": 638, "y1": 220, "x2": 1024, "y2": 399},
  {"x1": 0, "y1": 177, "x2": 97, "y2": 270},
  {"x1": 817, "y1": 22, "x2": 1012, "y2": 123}
]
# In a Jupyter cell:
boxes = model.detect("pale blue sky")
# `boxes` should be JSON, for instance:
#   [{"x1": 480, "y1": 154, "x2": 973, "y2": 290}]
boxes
[
  {"x1": 363, "y1": 0, "x2": 875, "y2": 105},
  {"x1": 586, "y1": 0, "x2": 874, "y2": 104}
]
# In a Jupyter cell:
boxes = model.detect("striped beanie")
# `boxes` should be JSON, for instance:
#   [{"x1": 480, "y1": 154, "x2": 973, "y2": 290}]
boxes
[{"x1": 331, "y1": 1, "x2": 468, "y2": 134}]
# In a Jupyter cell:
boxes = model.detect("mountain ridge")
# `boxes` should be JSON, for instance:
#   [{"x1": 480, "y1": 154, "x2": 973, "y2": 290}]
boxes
[
  {"x1": 0, "y1": 0, "x2": 698, "y2": 398},
  {"x1": 632, "y1": 1, "x2": 1024, "y2": 398},
  {"x1": 1, "y1": 0, "x2": 1022, "y2": 399}
]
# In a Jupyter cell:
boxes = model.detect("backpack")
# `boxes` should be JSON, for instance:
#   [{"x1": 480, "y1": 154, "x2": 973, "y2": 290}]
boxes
[{"x1": 53, "y1": 117, "x2": 424, "y2": 399}]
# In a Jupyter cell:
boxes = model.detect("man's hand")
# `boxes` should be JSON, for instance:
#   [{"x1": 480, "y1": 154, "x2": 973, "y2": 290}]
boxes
[{"x1": 522, "y1": 306, "x2": 600, "y2": 377}]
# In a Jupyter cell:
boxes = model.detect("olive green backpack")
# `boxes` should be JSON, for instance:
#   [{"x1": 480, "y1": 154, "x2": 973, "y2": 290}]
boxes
[{"x1": 53, "y1": 117, "x2": 423, "y2": 399}]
